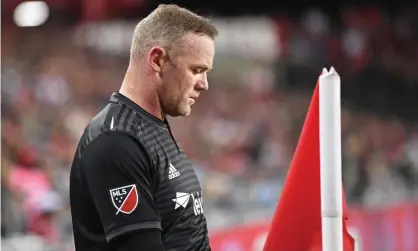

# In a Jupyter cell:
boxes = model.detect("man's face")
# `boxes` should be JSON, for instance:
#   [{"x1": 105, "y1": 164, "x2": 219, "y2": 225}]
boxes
[{"x1": 157, "y1": 33, "x2": 215, "y2": 117}]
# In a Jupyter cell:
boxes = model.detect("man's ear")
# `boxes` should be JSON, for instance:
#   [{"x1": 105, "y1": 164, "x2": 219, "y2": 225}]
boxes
[{"x1": 147, "y1": 46, "x2": 166, "y2": 73}]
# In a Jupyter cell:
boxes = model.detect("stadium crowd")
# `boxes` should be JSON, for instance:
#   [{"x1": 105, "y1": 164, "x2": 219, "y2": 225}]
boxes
[{"x1": 1, "y1": 5, "x2": 418, "y2": 250}]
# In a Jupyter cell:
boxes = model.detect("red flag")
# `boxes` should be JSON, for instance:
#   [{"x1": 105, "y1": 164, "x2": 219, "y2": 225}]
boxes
[{"x1": 263, "y1": 82, "x2": 354, "y2": 251}]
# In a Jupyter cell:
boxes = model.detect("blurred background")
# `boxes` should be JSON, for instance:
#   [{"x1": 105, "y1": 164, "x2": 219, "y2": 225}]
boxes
[{"x1": 2, "y1": 0, "x2": 418, "y2": 250}]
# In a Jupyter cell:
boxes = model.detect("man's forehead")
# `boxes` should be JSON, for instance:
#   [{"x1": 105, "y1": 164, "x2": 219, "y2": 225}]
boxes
[
  {"x1": 182, "y1": 33, "x2": 213, "y2": 47},
  {"x1": 177, "y1": 33, "x2": 214, "y2": 63}
]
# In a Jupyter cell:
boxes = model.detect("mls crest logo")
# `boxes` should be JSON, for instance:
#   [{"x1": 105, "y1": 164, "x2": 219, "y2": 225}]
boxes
[{"x1": 109, "y1": 184, "x2": 138, "y2": 215}]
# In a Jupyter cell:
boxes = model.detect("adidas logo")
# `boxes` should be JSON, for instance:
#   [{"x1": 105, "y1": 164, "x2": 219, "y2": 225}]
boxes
[{"x1": 168, "y1": 163, "x2": 180, "y2": 180}]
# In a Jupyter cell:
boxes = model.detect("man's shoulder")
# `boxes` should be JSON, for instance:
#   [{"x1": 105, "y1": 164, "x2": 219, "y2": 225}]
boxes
[
  {"x1": 74, "y1": 129, "x2": 155, "y2": 177},
  {"x1": 83, "y1": 102, "x2": 150, "y2": 141},
  {"x1": 76, "y1": 100, "x2": 170, "y2": 166},
  {"x1": 89, "y1": 103, "x2": 134, "y2": 133},
  {"x1": 74, "y1": 104, "x2": 138, "y2": 156}
]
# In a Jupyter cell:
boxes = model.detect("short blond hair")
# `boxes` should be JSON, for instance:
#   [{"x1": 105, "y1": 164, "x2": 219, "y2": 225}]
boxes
[{"x1": 130, "y1": 4, "x2": 218, "y2": 60}]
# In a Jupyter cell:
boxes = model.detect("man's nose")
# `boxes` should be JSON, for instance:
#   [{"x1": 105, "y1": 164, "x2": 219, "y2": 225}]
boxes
[{"x1": 196, "y1": 74, "x2": 208, "y2": 91}]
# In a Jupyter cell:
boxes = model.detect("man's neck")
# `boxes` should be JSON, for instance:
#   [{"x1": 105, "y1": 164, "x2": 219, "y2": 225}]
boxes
[{"x1": 120, "y1": 66, "x2": 164, "y2": 120}]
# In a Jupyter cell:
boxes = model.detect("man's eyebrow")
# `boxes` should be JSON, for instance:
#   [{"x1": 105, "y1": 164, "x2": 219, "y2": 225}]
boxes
[{"x1": 193, "y1": 64, "x2": 213, "y2": 71}]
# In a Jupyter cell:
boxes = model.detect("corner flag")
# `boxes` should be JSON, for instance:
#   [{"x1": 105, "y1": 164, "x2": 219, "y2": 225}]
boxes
[{"x1": 263, "y1": 69, "x2": 354, "y2": 251}]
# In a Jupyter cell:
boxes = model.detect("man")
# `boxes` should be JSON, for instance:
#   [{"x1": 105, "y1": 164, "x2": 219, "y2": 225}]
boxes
[{"x1": 69, "y1": 4, "x2": 218, "y2": 251}]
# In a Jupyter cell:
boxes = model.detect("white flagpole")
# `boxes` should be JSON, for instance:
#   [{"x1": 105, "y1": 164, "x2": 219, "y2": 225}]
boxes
[{"x1": 319, "y1": 67, "x2": 343, "y2": 251}]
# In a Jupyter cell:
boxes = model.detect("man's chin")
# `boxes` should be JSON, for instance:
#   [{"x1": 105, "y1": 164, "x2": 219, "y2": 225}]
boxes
[
  {"x1": 179, "y1": 109, "x2": 192, "y2": 117},
  {"x1": 167, "y1": 107, "x2": 191, "y2": 117}
]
